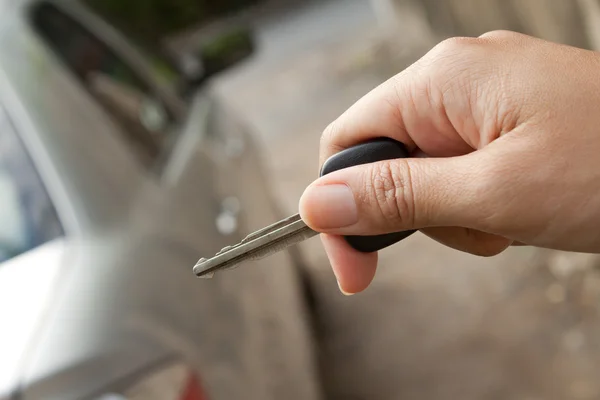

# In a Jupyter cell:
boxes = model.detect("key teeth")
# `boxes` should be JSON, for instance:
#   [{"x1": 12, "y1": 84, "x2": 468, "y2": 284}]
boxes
[
  {"x1": 241, "y1": 233, "x2": 258, "y2": 244},
  {"x1": 192, "y1": 214, "x2": 315, "y2": 278},
  {"x1": 193, "y1": 258, "x2": 215, "y2": 279},
  {"x1": 194, "y1": 258, "x2": 207, "y2": 271},
  {"x1": 216, "y1": 245, "x2": 233, "y2": 256},
  {"x1": 241, "y1": 214, "x2": 303, "y2": 244}
]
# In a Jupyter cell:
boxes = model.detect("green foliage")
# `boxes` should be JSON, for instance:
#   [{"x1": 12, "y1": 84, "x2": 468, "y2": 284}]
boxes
[
  {"x1": 84, "y1": 0, "x2": 262, "y2": 40},
  {"x1": 199, "y1": 28, "x2": 254, "y2": 74},
  {"x1": 200, "y1": 28, "x2": 252, "y2": 59}
]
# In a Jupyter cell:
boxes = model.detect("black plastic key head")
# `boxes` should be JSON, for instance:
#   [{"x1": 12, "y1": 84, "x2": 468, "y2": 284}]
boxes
[{"x1": 319, "y1": 138, "x2": 416, "y2": 253}]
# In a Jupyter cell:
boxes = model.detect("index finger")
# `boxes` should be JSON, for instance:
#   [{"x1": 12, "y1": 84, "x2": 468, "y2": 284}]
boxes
[
  {"x1": 319, "y1": 76, "x2": 417, "y2": 165},
  {"x1": 319, "y1": 59, "x2": 476, "y2": 166}
]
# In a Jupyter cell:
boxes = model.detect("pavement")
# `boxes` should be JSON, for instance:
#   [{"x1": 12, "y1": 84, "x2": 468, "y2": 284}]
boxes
[{"x1": 210, "y1": 1, "x2": 600, "y2": 399}]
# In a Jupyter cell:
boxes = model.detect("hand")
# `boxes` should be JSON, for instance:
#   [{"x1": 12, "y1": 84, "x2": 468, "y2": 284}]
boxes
[{"x1": 299, "y1": 31, "x2": 600, "y2": 295}]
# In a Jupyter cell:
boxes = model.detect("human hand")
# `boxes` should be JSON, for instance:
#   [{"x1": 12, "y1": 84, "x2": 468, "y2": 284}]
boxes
[{"x1": 299, "y1": 31, "x2": 600, "y2": 295}]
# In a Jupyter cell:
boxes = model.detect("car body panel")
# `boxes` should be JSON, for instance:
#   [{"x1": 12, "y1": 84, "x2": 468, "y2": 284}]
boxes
[
  {"x1": 0, "y1": 240, "x2": 67, "y2": 399},
  {"x1": 0, "y1": 0, "x2": 321, "y2": 399}
]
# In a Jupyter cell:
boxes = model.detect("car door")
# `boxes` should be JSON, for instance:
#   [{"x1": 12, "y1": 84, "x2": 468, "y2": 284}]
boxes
[
  {"x1": 21, "y1": 3, "x2": 323, "y2": 399},
  {"x1": 0, "y1": 101, "x2": 69, "y2": 400}
]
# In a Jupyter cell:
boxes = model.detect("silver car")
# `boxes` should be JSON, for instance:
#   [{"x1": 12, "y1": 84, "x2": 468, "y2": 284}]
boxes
[{"x1": 0, "y1": 0, "x2": 321, "y2": 399}]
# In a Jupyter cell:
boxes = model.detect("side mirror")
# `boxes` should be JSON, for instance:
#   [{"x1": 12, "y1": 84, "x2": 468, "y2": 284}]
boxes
[
  {"x1": 200, "y1": 27, "x2": 255, "y2": 77},
  {"x1": 178, "y1": 27, "x2": 255, "y2": 92}
]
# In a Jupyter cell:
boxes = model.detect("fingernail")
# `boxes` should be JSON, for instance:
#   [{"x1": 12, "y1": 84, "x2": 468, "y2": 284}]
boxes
[
  {"x1": 302, "y1": 184, "x2": 358, "y2": 229},
  {"x1": 338, "y1": 280, "x2": 354, "y2": 296}
]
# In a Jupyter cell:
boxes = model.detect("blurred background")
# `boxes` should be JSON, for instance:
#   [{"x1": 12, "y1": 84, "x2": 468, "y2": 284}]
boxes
[
  {"x1": 3, "y1": 0, "x2": 600, "y2": 399},
  {"x1": 190, "y1": 1, "x2": 600, "y2": 398}
]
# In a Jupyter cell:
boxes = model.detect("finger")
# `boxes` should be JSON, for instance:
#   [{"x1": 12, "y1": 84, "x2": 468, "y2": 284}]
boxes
[
  {"x1": 300, "y1": 151, "x2": 498, "y2": 236},
  {"x1": 319, "y1": 76, "x2": 473, "y2": 165},
  {"x1": 319, "y1": 80, "x2": 417, "y2": 164},
  {"x1": 511, "y1": 241, "x2": 529, "y2": 246},
  {"x1": 321, "y1": 234, "x2": 377, "y2": 295},
  {"x1": 421, "y1": 227, "x2": 512, "y2": 257},
  {"x1": 319, "y1": 41, "x2": 486, "y2": 166}
]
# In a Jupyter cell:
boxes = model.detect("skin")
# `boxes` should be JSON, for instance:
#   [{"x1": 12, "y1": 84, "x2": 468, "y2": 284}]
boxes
[{"x1": 298, "y1": 31, "x2": 600, "y2": 295}]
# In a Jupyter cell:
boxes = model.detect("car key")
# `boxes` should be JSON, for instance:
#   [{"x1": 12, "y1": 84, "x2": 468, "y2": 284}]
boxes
[{"x1": 193, "y1": 138, "x2": 416, "y2": 278}]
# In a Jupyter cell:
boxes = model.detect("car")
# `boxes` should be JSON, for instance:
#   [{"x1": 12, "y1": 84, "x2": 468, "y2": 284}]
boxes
[{"x1": 0, "y1": 0, "x2": 321, "y2": 399}]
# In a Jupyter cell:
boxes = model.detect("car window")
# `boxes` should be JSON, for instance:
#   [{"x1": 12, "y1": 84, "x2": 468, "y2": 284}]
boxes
[
  {"x1": 31, "y1": 2, "x2": 175, "y2": 169},
  {"x1": 0, "y1": 107, "x2": 63, "y2": 263},
  {"x1": 81, "y1": 0, "x2": 189, "y2": 92}
]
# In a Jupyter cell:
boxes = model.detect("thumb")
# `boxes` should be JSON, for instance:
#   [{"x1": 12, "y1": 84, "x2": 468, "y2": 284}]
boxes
[{"x1": 299, "y1": 152, "x2": 498, "y2": 235}]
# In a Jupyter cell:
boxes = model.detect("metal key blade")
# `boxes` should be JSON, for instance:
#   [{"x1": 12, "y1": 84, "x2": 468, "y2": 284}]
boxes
[
  {"x1": 241, "y1": 214, "x2": 304, "y2": 244},
  {"x1": 193, "y1": 214, "x2": 318, "y2": 278}
]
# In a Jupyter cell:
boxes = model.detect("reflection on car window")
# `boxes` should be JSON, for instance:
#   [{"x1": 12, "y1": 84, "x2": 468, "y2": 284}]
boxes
[
  {"x1": 31, "y1": 2, "x2": 174, "y2": 169},
  {"x1": 0, "y1": 107, "x2": 63, "y2": 263}
]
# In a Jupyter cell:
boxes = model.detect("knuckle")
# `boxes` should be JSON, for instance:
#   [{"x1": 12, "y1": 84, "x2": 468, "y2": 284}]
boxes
[
  {"x1": 366, "y1": 161, "x2": 415, "y2": 227},
  {"x1": 320, "y1": 120, "x2": 336, "y2": 148},
  {"x1": 320, "y1": 119, "x2": 344, "y2": 157},
  {"x1": 433, "y1": 36, "x2": 480, "y2": 55},
  {"x1": 478, "y1": 29, "x2": 519, "y2": 41},
  {"x1": 425, "y1": 36, "x2": 485, "y2": 94},
  {"x1": 469, "y1": 157, "x2": 512, "y2": 229}
]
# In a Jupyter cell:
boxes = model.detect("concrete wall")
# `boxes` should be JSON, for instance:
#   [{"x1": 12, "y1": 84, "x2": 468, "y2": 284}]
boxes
[{"x1": 375, "y1": 0, "x2": 600, "y2": 50}]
